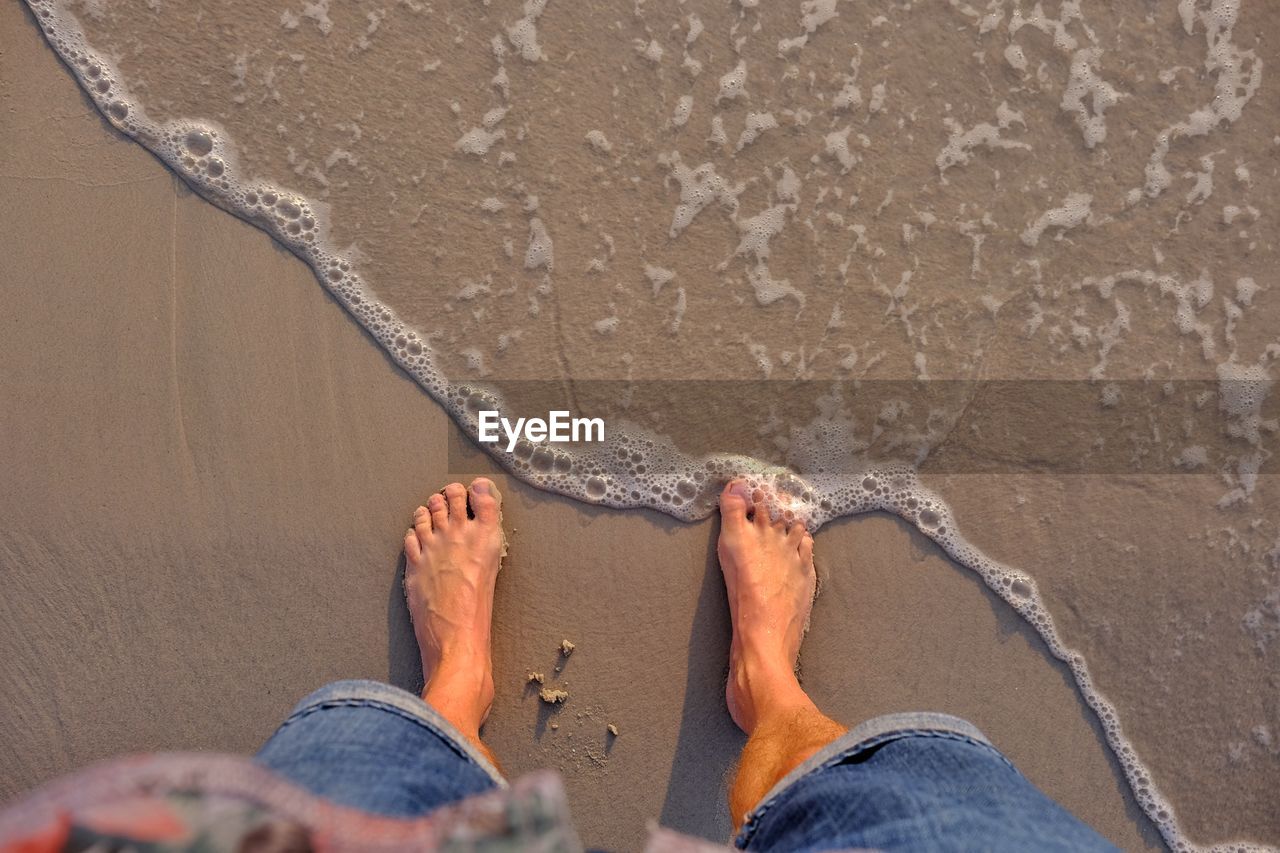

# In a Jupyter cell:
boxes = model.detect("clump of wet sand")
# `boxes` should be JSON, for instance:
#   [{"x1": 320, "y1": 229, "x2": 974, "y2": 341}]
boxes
[{"x1": 539, "y1": 686, "x2": 569, "y2": 704}]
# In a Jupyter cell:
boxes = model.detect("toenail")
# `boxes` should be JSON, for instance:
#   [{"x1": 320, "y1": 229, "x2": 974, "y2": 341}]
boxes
[
  {"x1": 414, "y1": 506, "x2": 427, "y2": 518},
  {"x1": 472, "y1": 479, "x2": 491, "y2": 494},
  {"x1": 429, "y1": 494, "x2": 444, "y2": 506}
]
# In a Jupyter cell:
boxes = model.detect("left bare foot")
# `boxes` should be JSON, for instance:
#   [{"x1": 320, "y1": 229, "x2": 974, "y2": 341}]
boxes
[
  {"x1": 403, "y1": 478, "x2": 505, "y2": 739},
  {"x1": 717, "y1": 480, "x2": 818, "y2": 735}
]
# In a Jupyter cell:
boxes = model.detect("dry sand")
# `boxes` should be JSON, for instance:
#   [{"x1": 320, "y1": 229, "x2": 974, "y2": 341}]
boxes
[{"x1": 0, "y1": 3, "x2": 1229, "y2": 848}]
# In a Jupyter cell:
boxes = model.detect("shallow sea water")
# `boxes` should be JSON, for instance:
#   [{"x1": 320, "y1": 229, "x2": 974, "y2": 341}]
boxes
[{"x1": 21, "y1": 0, "x2": 1280, "y2": 847}]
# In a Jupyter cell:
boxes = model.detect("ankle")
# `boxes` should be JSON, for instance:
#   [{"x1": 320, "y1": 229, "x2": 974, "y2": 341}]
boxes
[
  {"x1": 423, "y1": 679, "x2": 492, "y2": 734},
  {"x1": 753, "y1": 680, "x2": 815, "y2": 721},
  {"x1": 423, "y1": 638, "x2": 492, "y2": 676},
  {"x1": 733, "y1": 639, "x2": 802, "y2": 689},
  {"x1": 422, "y1": 657, "x2": 494, "y2": 725},
  {"x1": 424, "y1": 654, "x2": 493, "y2": 690},
  {"x1": 729, "y1": 651, "x2": 815, "y2": 731}
]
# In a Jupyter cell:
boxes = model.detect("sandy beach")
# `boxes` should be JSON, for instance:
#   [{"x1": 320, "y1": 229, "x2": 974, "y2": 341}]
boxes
[{"x1": 3, "y1": 1, "x2": 1277, "y2": 848}]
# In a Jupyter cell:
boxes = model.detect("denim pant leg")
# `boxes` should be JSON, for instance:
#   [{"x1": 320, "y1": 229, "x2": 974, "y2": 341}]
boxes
[
  {"x1": 255, "y1": 680, "x2": 505, "y2": 818},
  {"x1": 737, "y1": 712, "x2": 1119, "y2": 853}
]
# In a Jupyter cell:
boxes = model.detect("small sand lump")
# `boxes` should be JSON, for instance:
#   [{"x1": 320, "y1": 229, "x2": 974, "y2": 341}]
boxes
[
  {"x1": 539, "y1": 686, "x2": 570, "y2": 704},
  {"x1": 608, "y1": 724, "x2": 619, "y2": 737},
  {"x1": 527, "y1": 672, "x2": 545, "y2": 684},
  {"x1": 560, "y1": 639, "x2": 576, "y2": 656}
]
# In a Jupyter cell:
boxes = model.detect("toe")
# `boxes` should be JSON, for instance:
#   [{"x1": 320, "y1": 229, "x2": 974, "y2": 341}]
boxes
[
  {"x1": 428, "y1": 492, "x2": 449, "y2": 529},
  {"x1": 412, "y1": 505, "x2": 432, "y2": 540},
  {"x1": 443, "y1": 482, "x2": 469, "y2": 520},
  {"x1": 799, "y1": 531, "x2": 815, "y2": 565},
  {"x1": 787, "y1": 521, "x2": 807, "y2": 546},
  {"x1": 468, "y1": 477, "x2": 502, "y2": 524},
  {"x1": 404, "y1": 527, "x2": 422, "y2": 562},
  {"x1": 753, "y1": 496, "x2": 770, "y2": 529},
  {"x1": 719, "y1": 480, "x2": 752, "y2": 525}
]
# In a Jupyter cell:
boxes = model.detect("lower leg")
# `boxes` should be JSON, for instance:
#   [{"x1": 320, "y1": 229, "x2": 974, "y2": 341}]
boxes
[
  {"x1": 728, "y1": 682, "x2": 847, "y2": 827},
  {"x1": 403, "y1": 478, "x2": 506, "y2": 770},
  {"x1": 716, "y1": 481, "x2": 848, "y2": 829},
  {"x1": 422, "y1": 662, "x2": 501, "y2": 769}
]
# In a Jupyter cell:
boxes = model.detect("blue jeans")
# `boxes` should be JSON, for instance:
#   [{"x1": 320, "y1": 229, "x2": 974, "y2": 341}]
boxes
[
  {"x1": 736, "y1": 712, "x2": 1117, "y2": 851},
  {"x1": 255, "y1": 680, "x2": 505, "y2": 817},
  {"x1": 255, "y1": 680, "x2": 1116, "y2": 852}
]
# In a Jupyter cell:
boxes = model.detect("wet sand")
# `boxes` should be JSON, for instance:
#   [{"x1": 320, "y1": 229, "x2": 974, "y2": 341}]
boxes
[{"x1": 0, "y1": 4, "x2": 1221, "y2": 848}]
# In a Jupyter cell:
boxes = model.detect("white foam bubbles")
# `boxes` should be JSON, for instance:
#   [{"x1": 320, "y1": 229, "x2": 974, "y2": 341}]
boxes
[
  {"x1": 584, "y1": 130, "x2": 613, "y2": 154},
  {"x1": 671, "y1": 95, "x2": 694, "y2": 128},
  {"x1": 658, "y1": 152, "x2": 744, "y2": 237},
  {"x1": 1059, "y1": 48, "x2": 1123, "y2": 149},
  {"x1": 1140, "y1": 0, "x2": 1261, "y2": 200},
  {"x1": 506, "y1": 0, "x2": 548, "y2": 62},
  {"x1": 735, "y1": 112, "x2": 778, "y2": 152},
  {"x1": 524, "y1": 217, "x2": 554, "y2": 271},
  {"x1": 24, "y1": 3, "x2": 1277, "y2": 849},
  {"x1": 936, "y1": 101, "x2": 1030, "y2": 177},
  {"x1": 1020, "y1": 192, "x2": 1093, "y2": 247},
  {"x1": 716, "y1": 60, "x2": 749, "y2": 103},
  {"x1": 456, "y1": 126, "x2": 505, "y2": 156}
]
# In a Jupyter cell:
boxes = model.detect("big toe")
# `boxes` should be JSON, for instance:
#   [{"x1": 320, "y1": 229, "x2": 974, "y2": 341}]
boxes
[
  {"x1": 719, "y1": 480, "x2": 753, "y2": 526},
  {"x1": 468, "y1": 477, "x2": 502, "y2": 524}
]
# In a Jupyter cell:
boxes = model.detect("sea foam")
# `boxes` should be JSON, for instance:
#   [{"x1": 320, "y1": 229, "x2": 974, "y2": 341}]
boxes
[{"x1": 21, "y1": 0, "x2": 1278, "y2": 847}]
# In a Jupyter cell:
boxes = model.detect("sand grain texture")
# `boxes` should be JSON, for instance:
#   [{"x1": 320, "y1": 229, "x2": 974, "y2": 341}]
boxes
[{"x1": 6, "y1": 3, "x2": 1271, "y2": 848}]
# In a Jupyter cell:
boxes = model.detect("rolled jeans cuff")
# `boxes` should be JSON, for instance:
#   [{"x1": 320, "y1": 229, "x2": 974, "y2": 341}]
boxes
[
  {"x1": 736, "y1": 711, "x2": 1000, "y2": 847},
  {"x1": 278, "y1": 679, "x2": 507, "y2": 788}
]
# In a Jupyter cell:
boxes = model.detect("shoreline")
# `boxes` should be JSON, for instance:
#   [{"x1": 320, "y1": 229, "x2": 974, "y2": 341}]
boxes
[{"x1": 7, "y1": 1, "x2": 1270, "y2": 847}]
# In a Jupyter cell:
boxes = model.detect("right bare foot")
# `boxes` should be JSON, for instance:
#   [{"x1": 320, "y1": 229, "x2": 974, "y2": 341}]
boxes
[
  {"x1": 717, "y1": 480, "x2": 818, "y2": 735},
  {"x1": 403, "y1": 478, "x2": 505, "y2": 740}
]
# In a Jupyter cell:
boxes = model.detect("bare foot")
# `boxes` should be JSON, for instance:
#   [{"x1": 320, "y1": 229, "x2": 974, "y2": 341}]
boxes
[
  {"x1": 403, "y1": 478, "x2": 505, "y2": 740},
  {"x1": 717, "y1": 480, "x2": 818, "y2": 734}
]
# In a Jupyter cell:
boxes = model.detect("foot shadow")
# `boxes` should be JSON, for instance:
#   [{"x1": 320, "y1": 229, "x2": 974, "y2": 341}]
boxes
[
  {"x1": 387, "y1": 554, "x2": 423, "y2": 694},
  {"x1": 657, "y1": 523, "x2": 746, "y2": 842}
]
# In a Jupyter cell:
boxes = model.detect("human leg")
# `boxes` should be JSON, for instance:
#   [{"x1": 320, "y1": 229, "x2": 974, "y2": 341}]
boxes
[
  {"x1": 254, "y1": 679, "x2": 504, "y2": 818},
  {"x1": 256, "y1": 477, "x2": 508, "y2": 817},
  {"x1": 401, "y1": 477, "x2": 506, "y2": 768},
  {"x1": 715, "y1": 481, "x2": 1116, "y2": 851},
  {"x1": 733, "y1": 713, "x2": 1118, "y2": 852},
  {"x1": 715, "y1": 480, "x2": 848, "y2": 827}
]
